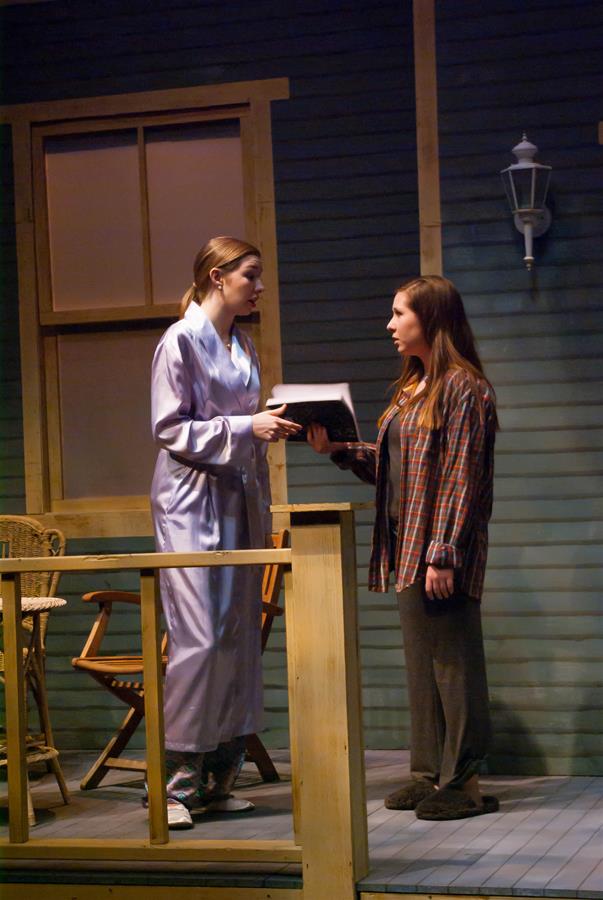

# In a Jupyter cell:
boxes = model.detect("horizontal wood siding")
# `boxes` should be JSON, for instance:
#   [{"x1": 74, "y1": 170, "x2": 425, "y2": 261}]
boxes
[
  {"x1": 1, "y1": 1, "x2": 601, "y2": 775},
  {"x1": 436, "y1": 0, "x2": 603, "y2": 774}
]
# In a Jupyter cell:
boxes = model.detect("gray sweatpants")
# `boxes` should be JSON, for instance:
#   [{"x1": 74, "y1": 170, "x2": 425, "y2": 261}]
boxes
[{"x1": 397, "y1": 581, "x2": 492, "y2": 789}]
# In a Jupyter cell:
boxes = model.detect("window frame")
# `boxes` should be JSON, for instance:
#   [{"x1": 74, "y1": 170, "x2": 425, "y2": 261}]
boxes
[{"x1": 1, "y1": 78, "x2": 289, "y2": 537}]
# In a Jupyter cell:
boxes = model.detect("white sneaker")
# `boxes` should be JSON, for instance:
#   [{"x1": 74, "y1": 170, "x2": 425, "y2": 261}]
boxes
[
  {"x1": 195, "y1": 795, "x2": 255, "y2": 814},
  {"x1": 167, "y1": 799, "x2": 193, "y2": 829}
]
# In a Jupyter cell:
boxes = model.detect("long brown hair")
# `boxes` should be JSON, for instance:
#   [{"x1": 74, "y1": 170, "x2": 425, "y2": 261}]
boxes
[
  {"x1": 381, "y1": 275, "x2": 497, "y2": 430},
  {"x1": 179, "y1": 236, "x2": 261, "y2": 318}
]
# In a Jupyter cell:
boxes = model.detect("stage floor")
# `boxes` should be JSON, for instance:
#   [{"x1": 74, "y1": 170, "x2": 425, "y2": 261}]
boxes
[{"x1": 2, "y1": 750, "x2": 602, "y2": 897}]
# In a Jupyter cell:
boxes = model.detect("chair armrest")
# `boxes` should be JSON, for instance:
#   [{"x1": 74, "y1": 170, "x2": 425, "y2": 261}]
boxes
[
  {"x1": 82, "y1": 591, "x2": 142, "y2": 607},
  {"x1": 77, "y1": 591, "x2": 141, "y2": 660}
]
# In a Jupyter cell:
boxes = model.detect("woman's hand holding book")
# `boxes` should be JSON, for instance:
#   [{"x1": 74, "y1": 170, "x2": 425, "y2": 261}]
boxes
[{"x1": 307, "y1": 423, "x2": 349, "y2": 454}]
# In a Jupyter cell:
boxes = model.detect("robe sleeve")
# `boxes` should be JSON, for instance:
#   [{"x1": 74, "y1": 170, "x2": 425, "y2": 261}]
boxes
[
  {"x1": 255, "y1": 438, "x2": 273, "y2": 536},
  {"x1": 151, "y1": 328, "x2": 253, "y2": 466}
]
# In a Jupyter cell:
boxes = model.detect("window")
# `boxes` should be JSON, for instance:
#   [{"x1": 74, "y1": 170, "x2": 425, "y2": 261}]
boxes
[{"x1": 2, "y1": 79, "x2": 288, "y2": 536}]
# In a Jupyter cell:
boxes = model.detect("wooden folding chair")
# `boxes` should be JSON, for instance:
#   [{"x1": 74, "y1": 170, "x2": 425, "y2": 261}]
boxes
[{"x1": 72, "y1": 529, "x2": 289, "y2": 790}]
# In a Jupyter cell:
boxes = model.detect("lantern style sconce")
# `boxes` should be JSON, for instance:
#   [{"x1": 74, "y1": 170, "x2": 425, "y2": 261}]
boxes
[{"x1": 500, "y1": 133, "x2": 552, "y2": 270}]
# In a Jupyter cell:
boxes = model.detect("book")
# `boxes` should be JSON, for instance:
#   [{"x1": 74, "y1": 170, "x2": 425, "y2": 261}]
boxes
[{"x1": 266, "y1": 382, "x2": 360, "y2": 443}]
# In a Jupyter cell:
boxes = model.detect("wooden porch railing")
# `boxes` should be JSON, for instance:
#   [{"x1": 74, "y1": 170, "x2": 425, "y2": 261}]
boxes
[{"x1": 0, "y1": 502, "x2": 369, "y2": 900}]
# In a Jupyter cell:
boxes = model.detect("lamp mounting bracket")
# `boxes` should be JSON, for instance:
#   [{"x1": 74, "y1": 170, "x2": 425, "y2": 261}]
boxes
[{"x1": 513, "y1": 207, "x2": 552, "y2": 238}]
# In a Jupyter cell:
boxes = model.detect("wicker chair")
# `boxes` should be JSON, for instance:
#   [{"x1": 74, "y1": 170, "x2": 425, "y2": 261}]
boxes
[
  {"x1": 72, "y1": 529, "x2": 289, "y2": 790},
  {"x1": 0, "y1": 515, "x2": 70, "y2": 824}
]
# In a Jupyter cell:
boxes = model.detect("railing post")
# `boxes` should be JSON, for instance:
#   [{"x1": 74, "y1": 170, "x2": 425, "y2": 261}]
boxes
[
  {"x1": 139, "y1": 568, "x2": 168, "y2": 844},
  {"x1": 286, "y1": 504, "x2": 369, "y2": 900},
  {"x1": 2, "y1": 573, "x2": 29, "y2": 843},
  {"x1": 284, "y1": 567, "x2": 302, "y2": 845}
]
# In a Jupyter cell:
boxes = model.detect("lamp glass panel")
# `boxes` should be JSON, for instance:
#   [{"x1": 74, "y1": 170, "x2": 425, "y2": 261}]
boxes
[
  {"x1": 510, "y1": 167, "x2": 535, "y2": 210},
  {"x1": 533, "y1": 168, "x2": 551, "y2": 208},
  {"x1": 501, "y1": 170, "x2": 517, "y2": 211}
]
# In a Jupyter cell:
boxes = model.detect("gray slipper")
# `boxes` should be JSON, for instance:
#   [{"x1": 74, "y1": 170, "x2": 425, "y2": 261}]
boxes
[
  {"x1": 384, "y1": 780, "x2": 437, "y2": 810},
  {"x1": 415, "y1": 787, "x2": 499, "y2": 820}
]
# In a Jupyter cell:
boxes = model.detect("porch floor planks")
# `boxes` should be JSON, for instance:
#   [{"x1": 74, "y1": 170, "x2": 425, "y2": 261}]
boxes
[
  {"x1": 577, "y1": 855, "x2": 603, "y2": 900},
  {"x1": 546, "y1": 824, "x2": 603, "y2": 898},
  {"x1": 500, "y1": 788, "x2": 603, "y2": 895},
  {"x1": 438, "y1": 776, "x2": 602, "y2": 895},
  {"x1": 1, "y1": 750, "x2": 602, "y2": 896}
]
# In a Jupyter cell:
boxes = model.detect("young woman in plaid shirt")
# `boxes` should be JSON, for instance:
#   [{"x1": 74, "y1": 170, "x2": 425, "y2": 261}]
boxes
[{"x1": 308, "y1": 275, "x2": 499, "y2": 821}]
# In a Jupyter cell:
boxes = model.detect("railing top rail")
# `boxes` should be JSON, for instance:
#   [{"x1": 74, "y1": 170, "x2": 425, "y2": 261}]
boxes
[
  {"x1": 0, "y1": 548, "x2": 292, "y2": 575},
  {"x1": 271, "y1": 501, "x2": 373, "y2": 512}
]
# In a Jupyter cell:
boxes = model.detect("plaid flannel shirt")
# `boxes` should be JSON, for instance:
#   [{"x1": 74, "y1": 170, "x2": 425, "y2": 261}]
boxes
[{"x1": 331, "y1": 369, "x2": 496, "y2": 599}]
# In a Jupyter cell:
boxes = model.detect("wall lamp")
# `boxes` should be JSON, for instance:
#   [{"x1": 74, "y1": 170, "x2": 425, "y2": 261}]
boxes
[{"x1": 500, "y1": 133, "x2": 552, "y2": 270}]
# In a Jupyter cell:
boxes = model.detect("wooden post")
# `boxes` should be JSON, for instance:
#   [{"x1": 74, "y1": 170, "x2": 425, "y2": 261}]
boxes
[
  {"x1": 413, "y1": 0, "x2": 443, "y2": 276},
  {"x1": 12, "y1": 120, "x2": 49, "y2": 513},
  {"x1": 2, "y1": 573, "x2": 29, "y2": 842},
  {"x1": 139, "y1": 568, "x2": 168, "y2": 844},
  {"x1": 249, "y1": 97, "x2": 289, "y2": 528},
  {"x1": 283, "y1": 567, "x2": 302, "y2": 845},
  {"x1": 281, "y1": 503, "x2": 369, "y2": 900}
]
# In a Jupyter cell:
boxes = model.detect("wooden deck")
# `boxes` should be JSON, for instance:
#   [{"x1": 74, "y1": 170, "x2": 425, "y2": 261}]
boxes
[{"x1": 1, "y1": 750, "x2": 602, "y2": 898}]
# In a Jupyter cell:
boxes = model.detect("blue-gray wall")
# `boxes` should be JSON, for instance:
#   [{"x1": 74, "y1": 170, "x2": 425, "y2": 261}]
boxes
[
  {"x1": 0, "y1": 0, "x2": 601, "y2": 774},
  {"x1": 436, "y1": 1, "x2": 603, "y2": 774}
]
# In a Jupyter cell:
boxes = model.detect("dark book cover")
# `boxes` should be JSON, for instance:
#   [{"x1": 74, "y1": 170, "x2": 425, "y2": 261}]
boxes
[{"x1": 267, "y1": 398, "x2": 359, "y2": 442}]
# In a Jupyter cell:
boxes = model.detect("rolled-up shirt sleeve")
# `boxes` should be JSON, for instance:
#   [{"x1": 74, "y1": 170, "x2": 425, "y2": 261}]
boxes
[
  {"x1": 425, "y1": 381, "x2": 486, "y2": 570},
  {"x1": 330, "y1": 443, "x2": 377, "y2": 485},
  {"x1": 151, "y1": 330, "x2": 253, "y2": 466}
]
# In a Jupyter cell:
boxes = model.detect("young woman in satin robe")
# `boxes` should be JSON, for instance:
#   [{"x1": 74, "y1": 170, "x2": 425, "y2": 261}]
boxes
[{"x1": 150, "y1": 236, "x2": 300, "y2": 828}]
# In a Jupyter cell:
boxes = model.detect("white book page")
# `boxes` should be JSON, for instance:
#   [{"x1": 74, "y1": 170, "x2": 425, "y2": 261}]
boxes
[{"x1": 267, "y1": 382, "x2": 361, "y2": 441}]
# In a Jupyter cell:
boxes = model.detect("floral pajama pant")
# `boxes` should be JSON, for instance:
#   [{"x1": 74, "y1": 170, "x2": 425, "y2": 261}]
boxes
[{"x1": 165, "y1": 735, "x2": 246, "y2": 808}]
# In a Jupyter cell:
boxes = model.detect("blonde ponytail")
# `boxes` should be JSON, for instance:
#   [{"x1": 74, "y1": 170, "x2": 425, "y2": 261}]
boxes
[{"x1": 179, "y1": 284, "x2": 198, "y2": 320}]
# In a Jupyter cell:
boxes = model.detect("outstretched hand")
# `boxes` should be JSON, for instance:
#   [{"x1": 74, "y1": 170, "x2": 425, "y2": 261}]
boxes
[{"x1": 252, "y1": 404, "x2": 302, "y2": 443}]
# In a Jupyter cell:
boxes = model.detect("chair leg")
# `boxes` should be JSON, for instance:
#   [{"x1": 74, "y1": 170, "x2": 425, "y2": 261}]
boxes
[
  {"x1": 28, "y1": 659, "x2": 70, "y2": 804},
  {"x1": 245, "y1": 732, "x2": 280, "y2": 783},
  {"x1": 27, "y1": 776, "x2": 36, "y2": 827},
  {"x1": 47, "y1": 754, "x2": 70, "y2": 805},
  {"x1": 80, "y1": 705, "x2": 145, "y2": 790}
]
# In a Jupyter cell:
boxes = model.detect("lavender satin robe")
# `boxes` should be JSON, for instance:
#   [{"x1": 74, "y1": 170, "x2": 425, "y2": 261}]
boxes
[{"x1": 150, "y1": 302, "x2": 271, "y2": 753}]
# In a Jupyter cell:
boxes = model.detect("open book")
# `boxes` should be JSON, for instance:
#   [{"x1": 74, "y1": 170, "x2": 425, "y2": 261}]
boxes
[{"x1": 266, "y1": 382, "x2": 360, "y2": 443}]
